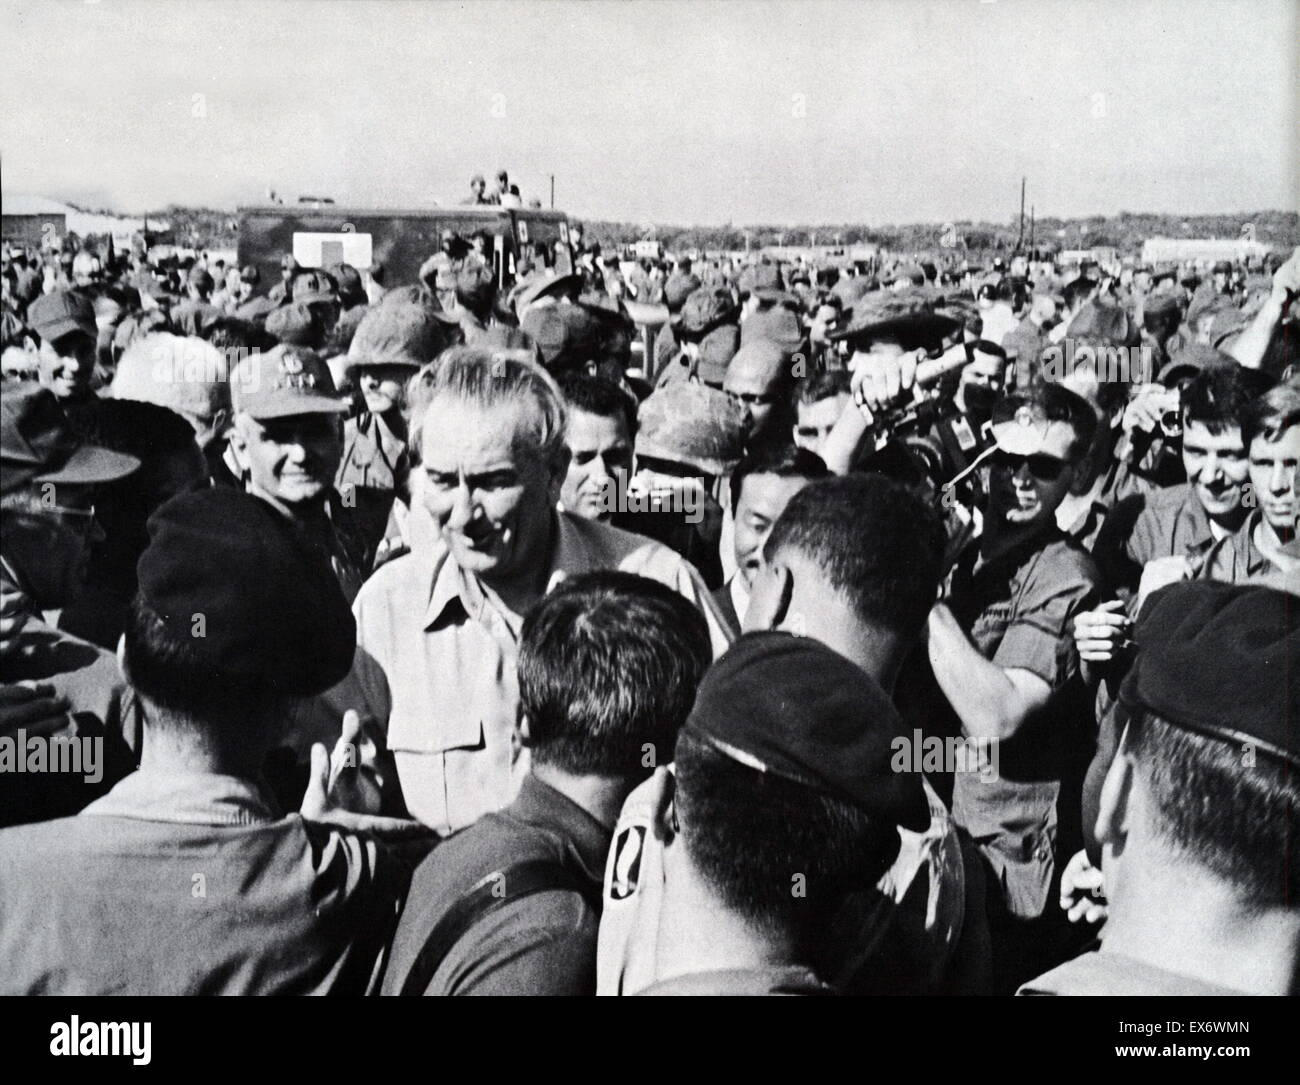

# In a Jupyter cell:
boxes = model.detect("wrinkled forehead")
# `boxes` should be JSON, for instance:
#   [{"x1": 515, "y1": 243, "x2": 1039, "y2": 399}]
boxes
[{"x1": 420, "y1": 394, "x2": 542, "y2": 463}]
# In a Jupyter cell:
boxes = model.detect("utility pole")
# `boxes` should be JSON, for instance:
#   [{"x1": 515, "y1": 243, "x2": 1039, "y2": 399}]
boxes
[
  {"x1": 1029, "y1": 205, "x2": 1035, "y2": 256},
  {"x1": 1017, "y1": 176, "x2": 1026, "y2": 251},
  {"x1": 550, "y1": 175, "x2": 555, "y2": 209}
]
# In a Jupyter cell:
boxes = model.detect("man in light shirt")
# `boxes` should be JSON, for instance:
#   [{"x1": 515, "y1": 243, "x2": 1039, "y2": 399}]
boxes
[{"x1": 326, "y1": 348, "x2": 731, "y2": 835}]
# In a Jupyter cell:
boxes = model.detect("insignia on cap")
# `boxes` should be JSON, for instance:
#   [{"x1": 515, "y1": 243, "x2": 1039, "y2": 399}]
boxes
[
  {"x1": 280, "y1": 355, "x2": 304, "y2": 376},
  {"x1": 1015, "y1": 404, "x2": 1037, "y2": 427}
]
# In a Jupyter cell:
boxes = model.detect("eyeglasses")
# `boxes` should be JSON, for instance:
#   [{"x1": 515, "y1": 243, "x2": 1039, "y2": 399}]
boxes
[{"x1": 993, "y1": 450, "x2": 1068, "y2": 482}]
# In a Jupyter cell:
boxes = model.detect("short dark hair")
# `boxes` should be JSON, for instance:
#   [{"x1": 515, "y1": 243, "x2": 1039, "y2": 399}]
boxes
[
  {"x1": 559, "y1": 373, "x2": 637, "y2": 440},
  {"x1": 1126, "y1": 710, "x2": 1300, "y2": 905},
  {"x1": 518, "y1": 571, "x2": 711, "y2": 777},
  {"x1": 764, "y1": 474, "x2": 943, "y2": 640},
  {"x1": 1182, "y1": 364, "x2": 1277, "y2": 436},
  {"x1": 1241, "y1": 380, "x2": 1300, "y2": 450},
  {"x1": 796, "y1": 368, "x2": 850, "y2": 407},
  {"x1": 674, "y1": 730, "x2": 900, "y2": 944},
  {"x1": 730, "y1": 442, "x2": 829, "y2": 514},
  {"x1": 122, "y1": 595, "x2": 276, "y2": 722}
]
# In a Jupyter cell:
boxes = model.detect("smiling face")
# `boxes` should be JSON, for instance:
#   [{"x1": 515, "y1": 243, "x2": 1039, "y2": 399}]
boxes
[
  {"x1": 561, "y1": 408, "x2": 632, "y2": 521},
  {"x1": 37, "y1": 333, "x2": 95, "y2": 399},
  {"x1": 1248, "y1": 425, "x2": 1299, "y2": 536},
  {"x1": 1182, "y1": 420, "x2": 1249, "y2": 524},
  {"x1": 232, "y1": 412, "x2": 342, "y2": 509},
  {"x1": 420, "y1": 397, "x2": 565, "y2": 584}
]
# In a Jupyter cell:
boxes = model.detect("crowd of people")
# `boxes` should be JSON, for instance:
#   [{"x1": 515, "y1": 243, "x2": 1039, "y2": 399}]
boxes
[{"x1": 0, "y1": 221, "x2": 1296, "y2": 996}]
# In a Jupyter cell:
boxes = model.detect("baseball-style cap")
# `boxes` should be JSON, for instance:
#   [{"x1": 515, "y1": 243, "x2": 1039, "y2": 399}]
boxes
[
  {"x1": 674, "y1": 286, "x2": 738, "y2": 343},
  {"x1": 239, "y1": 264, "x2": 262, "y2": 285},
  {"x1": 137, "y1": 488, "x2": 356, "y2": 696},
  {"x1": 265, "y1": 301, "x2": 318, "y2": 346},
  {"x1": 520, "y1": 304, "x2": 597, "y2": 372},
  {"x1": 696, "y1": 324, "x2": 740, "y2": 385},
  {"x1": 348, "y1": 297, "x2": 456, "y2": 371},
  {"x1": 663, "y1": 271, "x2": 702, "y2": 311},
  {"x1": 1211, "y1": 260, "x2": 1232, "y2": 275},
  {"x1": 636, "y1": 381, "x2": 750, "y2": 476},
  {"x1": 187, "y1": 266, "x2": 215, "y2": 292},
  {"x1": 28, "y1": 290, "x2": 96, "y2": 344},
  {"x1": 230, "y1": 345, "x2": 349, "y2": 419},
  {"x1": 682, "y1": 631, "x2": 930, "y2": 831},
  {"x1": 740, "y1": 303, "x2": 803, "y2": 354},
  {"x1": 1120, "y1": 581, "x2": 1298, "y2": 767},
  {"x1": 989, "y1": 398, "x2": 1072, "y2": 456},
  {"x1": 1, "y1": 384, "x2": 140, "y2": 495}
]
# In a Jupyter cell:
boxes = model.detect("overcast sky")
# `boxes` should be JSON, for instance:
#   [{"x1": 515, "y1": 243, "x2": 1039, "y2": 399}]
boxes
[{"x1": 2, "y1": 0, "x2": 1295, "y2": 225}]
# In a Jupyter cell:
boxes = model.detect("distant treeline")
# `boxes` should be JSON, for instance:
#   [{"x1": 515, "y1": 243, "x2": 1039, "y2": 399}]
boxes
[
  {"x1": 583, "y1": 210, "x2": 1299, "y2": 256},
  {"x1": 72, "y1": 204, "x2": 1299, "y2": 257}
]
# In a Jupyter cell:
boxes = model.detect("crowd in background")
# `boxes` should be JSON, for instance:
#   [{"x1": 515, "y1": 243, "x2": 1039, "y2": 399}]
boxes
[{"x1": 0, "y1": 216, "x2": 1296, "y2": 996}]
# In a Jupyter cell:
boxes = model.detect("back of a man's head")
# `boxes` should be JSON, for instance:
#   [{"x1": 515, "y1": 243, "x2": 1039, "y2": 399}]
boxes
[
  {"x1": 123, "y1": 488, "x2": 356, "y2": 740},
  {"x1": 1123, "y1": 710, "x2": 1298, "y2": 907},
  {"x1": 518, "y1": 571, "x2": 711, "y2": 777},
  {"x1": 1116, "y1": 581, "x2": 1299, "y2": 910},
  {"x1": 673, "y1": 729, "x2": 897, "y2": 948},
  {"x1": 764, "y1": 474, "x2": 943, "y2": 642}
]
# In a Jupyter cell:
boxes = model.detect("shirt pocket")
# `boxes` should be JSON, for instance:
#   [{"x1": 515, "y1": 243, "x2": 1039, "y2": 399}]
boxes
[{"x1": 386, "y1": 705, "x2": 485, "y2": 754}]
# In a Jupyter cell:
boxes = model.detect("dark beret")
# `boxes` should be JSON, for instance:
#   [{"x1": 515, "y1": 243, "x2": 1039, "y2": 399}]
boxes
[
  {"x1": 1121, "y1": 581, "x2": 1299, "y2": 767},
  {"x1": 137, "y1": 488, "x2": 357, "y2": 696},
  {"x1": 681, "y1": 631, "x2": 930, "y2": 831}
]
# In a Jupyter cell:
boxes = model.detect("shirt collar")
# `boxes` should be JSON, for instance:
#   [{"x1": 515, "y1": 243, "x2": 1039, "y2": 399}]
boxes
[
  {"x1": 81, "y1": 768, "x2": 280, "y2": 827},
  {"x1": 510, "y1": 774, "x2": 614, "y2": 886},
  {"x1": 424, "y1": 512, "x2": 598, "y2": 631}
]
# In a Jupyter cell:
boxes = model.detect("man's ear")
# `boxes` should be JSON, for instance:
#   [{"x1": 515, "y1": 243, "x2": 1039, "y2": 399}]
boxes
[
  {"x1": 647, "y1": 765, "x2": 678, "y2": 845},
  {"x1": 548, "y1": 444, "x2": 572, "y2": 497},
  {"x1": 516, "y1": 711, "x2": 532, "y2": 748},
  {"x1": 1095, "y1": 726, "x2": 1136, "y2": 857},
  {"x1": 742, "y1": 560, "x2": 793, "y2": 634},
  {"x1": 1066, "y1": 457, "x2": 1091, "y2": 497}
]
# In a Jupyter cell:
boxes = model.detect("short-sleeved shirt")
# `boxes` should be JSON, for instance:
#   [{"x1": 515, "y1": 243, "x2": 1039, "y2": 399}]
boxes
[
  {"x1": 381, "y1": 775, "x2": 609, "y2": 995},
  {"x1": 321, "y1": 509, "x2": 733, "y2": 834},
  {"x1": 946, "y1": 529, "x2": 1101, "y2": 919},
  {"x1": 0, "y1": 769, "x2": 431, "y2": 994}
]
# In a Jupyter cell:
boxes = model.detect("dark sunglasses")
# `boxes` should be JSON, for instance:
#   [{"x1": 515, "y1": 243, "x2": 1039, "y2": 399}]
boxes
[{"x1": 993, "y1": 449, "x2": 1068, "y2": 482}]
